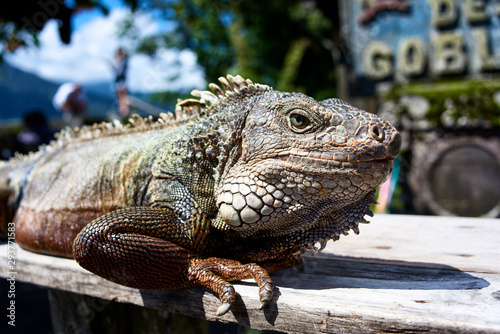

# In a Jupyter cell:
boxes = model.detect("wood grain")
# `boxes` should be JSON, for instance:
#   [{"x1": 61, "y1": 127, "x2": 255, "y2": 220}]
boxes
[{"x1": 1, "y1": 214, "x2": 500, "y2": 333}]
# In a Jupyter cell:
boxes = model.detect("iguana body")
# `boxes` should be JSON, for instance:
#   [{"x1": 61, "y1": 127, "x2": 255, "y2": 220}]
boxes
[{"x1": 0, "y1": 75, "x2": 401, "y2": 315}]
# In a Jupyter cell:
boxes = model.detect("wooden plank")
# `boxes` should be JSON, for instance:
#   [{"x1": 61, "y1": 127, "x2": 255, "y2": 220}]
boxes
[
  {"x1": 320, "y1": 214, "x2": 500, "y2": 274},
  {"x1": 1, "y1": 214, "x2": 500, "y2": 333}
]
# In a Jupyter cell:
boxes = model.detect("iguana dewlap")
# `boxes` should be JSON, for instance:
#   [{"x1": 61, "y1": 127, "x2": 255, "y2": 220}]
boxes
[{"x1": 0, "y1": 75, "x2": 401, "y2": 315}]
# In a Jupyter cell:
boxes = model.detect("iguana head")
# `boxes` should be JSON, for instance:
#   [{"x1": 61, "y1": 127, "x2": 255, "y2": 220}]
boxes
[{"x1": 186, "y1": 75, "x2": 401, "y2": 250}]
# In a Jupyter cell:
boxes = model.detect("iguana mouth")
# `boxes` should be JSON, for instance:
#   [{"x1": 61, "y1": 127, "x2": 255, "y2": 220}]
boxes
[
  {"x1": 273, "y1": 152, "x2": 394, "y2": 173},
  {"x1": 264, "y1": 129, "x2": 401, "y2": 173},
  {"x1": 286, "y1": 147, "x2": 391, "y2": 161}
]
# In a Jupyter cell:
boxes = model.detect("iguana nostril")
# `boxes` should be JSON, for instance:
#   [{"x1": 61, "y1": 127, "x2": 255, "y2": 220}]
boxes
[{"x1": 369, "y1": 124, "x2": 384, "y2": 142}]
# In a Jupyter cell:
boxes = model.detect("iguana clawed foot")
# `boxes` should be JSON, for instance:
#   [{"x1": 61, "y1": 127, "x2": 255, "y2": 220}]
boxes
[{"x1": 188, "y1": 257, "x2": 274, "y2": 315}]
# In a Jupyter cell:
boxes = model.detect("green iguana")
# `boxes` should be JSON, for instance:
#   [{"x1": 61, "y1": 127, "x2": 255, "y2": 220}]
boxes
[{"x1": 0, "y1": 75, "x2": 401, "y2": 315}]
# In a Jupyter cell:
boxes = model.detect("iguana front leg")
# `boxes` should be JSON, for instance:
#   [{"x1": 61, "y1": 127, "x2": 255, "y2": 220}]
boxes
[{"x1": 73, "y1": 207, "x2": 273, "y2": 315}]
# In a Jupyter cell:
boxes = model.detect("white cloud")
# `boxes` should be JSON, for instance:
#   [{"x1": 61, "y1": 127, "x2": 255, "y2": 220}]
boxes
[{"x1": 5, "y1": 8, "x2": 205, "y2": 93}]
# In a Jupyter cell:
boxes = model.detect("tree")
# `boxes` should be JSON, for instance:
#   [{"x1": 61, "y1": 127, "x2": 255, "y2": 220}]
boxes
[
  {"x1": 139, "y1": 0, "x2": 341, "y2": 99},
  {"x1": 0, "y1": 0, "x2": 138, "y2": 53},
  {"x1": 1, "y1": 0, "x2": 342, "y2": 100}
]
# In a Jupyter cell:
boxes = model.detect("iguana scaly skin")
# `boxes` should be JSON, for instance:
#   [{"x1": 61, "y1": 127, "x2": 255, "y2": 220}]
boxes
[{"x1": 0, "y1": 75, "x2": 401, "y2": 315}]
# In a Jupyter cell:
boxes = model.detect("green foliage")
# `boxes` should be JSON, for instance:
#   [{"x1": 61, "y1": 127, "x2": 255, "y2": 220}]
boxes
[
  {"x1": 147, "y1": 0, "x2": 238, "y2": 81},
  {"x1": 384, "y1": 80, "x2": 500, "y2": 127},
  {"x1": 148, "y1": 89, "x2": 192, "y2": 109},
  {"x1": 138, "y1": 0, "x2": 340, "y2": 100},
  {"x1": 0, "y1": 0, "x2": 137, "y2": 59},
  {"x1": 277, "y1": 38, "x2": 310, "y2": 93}
]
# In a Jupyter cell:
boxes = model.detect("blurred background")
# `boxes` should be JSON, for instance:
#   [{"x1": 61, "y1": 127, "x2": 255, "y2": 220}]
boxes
[{"x1": 1, "y1": 0, "x2": 499, "y2": 332}]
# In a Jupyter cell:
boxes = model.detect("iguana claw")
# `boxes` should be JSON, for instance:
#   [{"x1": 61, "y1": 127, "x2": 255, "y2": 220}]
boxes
[
  {"x1": 259, "y1": 281, "x2": 274, "y2": 309},
  {"x1": 216, "y1": 302, "x2": 232, "y2": 316}
]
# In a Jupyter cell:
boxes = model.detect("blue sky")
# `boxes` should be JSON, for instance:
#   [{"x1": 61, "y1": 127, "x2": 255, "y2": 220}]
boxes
[
  {"x1": 71, "y1": 0, "x2": 127, "y2": 29},
  {"x1": 5, "y1": 1, "x2": 204, "y2": 93}
]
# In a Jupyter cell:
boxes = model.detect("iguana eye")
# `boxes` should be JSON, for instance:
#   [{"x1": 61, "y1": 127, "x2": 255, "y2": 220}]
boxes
[{"x1": 289, "y1": 113, "x2": 311, "y2": 131}]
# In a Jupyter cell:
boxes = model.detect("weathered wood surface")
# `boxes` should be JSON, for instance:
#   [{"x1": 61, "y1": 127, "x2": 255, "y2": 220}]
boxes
[{"x1": 1, "y1": 214, "x2": 500, "y2": 333}]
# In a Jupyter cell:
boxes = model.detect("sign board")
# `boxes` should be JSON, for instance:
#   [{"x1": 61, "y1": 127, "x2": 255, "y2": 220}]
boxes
[{"x1": 340, "y1": 0, "x2": 500, "y2": 95}]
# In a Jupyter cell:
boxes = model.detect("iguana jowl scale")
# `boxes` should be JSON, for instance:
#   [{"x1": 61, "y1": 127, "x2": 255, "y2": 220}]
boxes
[{"x1": 0, "y1": 75, "x2": 401, "y2": 315}]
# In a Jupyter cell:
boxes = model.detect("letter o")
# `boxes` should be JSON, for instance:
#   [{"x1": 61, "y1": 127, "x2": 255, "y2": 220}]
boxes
[{"x1": 398, "y1": 38, "x2": 426, "y2": 76}]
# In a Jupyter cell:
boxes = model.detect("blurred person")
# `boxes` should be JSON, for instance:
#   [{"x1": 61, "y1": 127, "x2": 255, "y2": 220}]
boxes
[
  {"x1": 111, "y1": 47, "x2": 130, "y2": 117},
  {"x1": 52, "y1": 82, "x2": 88, "y2": 127}
]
